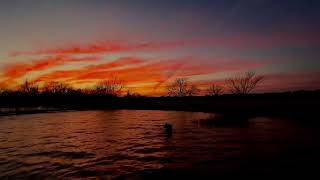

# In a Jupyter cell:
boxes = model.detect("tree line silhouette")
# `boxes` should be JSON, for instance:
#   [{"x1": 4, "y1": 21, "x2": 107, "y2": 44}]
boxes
[
  {"x1": 0, "y1": 71, "x2": 264, "y2": 99},
  {"x1": 167, "y1": 71, "x2": 264, "y2": 97},
  {"x1": 0, "y1": 70, "x2": 319, "y2": 117},
  {"x1": 0, "y1": 76, "x2": 129, "y2": 108}
]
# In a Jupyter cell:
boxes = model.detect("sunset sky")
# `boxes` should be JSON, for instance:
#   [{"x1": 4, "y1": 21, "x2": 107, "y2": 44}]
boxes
[{"x1": 0, "y1": 0, "x2": 319, "y2": 95}]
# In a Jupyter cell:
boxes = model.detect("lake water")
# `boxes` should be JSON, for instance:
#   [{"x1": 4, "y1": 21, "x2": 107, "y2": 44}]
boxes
[{"x1": 0, "y1": 110, "x2": 319, "y2": 179}]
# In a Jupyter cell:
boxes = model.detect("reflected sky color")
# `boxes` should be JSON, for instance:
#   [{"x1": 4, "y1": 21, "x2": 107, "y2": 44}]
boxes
[
  {"x1": 0, "y1": 0, "x2": 319, "y2": 95},
  {"x1": 0, "y1": 110, "x2": 318, "y2": 178}
]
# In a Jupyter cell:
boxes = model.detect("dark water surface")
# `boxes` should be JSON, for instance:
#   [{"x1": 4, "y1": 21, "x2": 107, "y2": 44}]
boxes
[{"x1": 0, "y1": 110, "x2": 319, "y2": 179}]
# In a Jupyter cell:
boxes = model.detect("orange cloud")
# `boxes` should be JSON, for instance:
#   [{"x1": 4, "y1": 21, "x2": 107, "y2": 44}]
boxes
[
  {"x1": 0, "y1": 78, "x2": 17, "y2": 89},
  {"x1": 32, "y1": 70, "x2": 83, "y2": 84},
  {"x1": 2, "y1": 47, "x2": 278, "y2": 96},
  {"x1": 84, "y1": 57, "x2": 144, "y2": 71},
  {"x1": 27, "y1": 56, "x2": 270, "y2": 96},
  {"x1": 33, "y1": 58, "x2": 184, "y2": 85},
  {"x1": 0, "y1": 55, "x2": 99, "y2": 87},
  {"x1": 29, "y1": 57, "x2": 147, "y2": 83}
]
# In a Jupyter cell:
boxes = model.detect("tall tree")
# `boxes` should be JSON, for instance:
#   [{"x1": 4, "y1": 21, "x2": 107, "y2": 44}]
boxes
[
  {"x1": 43, "y1": 82, "x2": 73, "y2": 94},
  {"x1": 19, "y1": 80, "x2": 39, "y2": 94},
  {"x1": 226, "y1": 71, "x2": 264, "y2": 94},
  {"x1": 95, "y1": 76, "x2": 124, "y2": 96},
  {"x1": 167, "y1": 78, "x2": 199, "y2": 97},
  {"x1": 207, "y1": 84, "x2": 224, "y2": 96}
]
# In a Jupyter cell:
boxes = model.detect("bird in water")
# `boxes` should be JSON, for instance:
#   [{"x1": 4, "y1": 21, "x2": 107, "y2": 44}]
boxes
[{"x1": 164, "y1": 123, "x2": 172, "y2": 136}]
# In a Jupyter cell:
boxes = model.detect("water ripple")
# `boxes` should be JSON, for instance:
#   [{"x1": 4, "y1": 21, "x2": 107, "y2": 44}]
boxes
[
  {"x1": 22, "y1": 151, "x2": 95, "y2": 159},
  {"x1": 0, "y1": 110, "x2": 318, "y2": 179}
]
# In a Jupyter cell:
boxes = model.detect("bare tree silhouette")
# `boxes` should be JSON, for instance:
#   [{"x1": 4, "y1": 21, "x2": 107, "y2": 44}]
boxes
[
  {"x1": 125, "y1": 89, "x2": 142, "y2": 98},
  {"x1": 187, "y1": 84, "x2": 200, "y2": 96},
  {"x1": 167, "y1": 78, "x2": 199, "y2": 97},
  {"x1": 43, "y1": 82, "x2": 73, "y2": 94},
  {"x1": 207, "y1": 84, "x2": 224, "y2": 96},
  {"x1": 0, "y1": 88, "x2": 5, "y2": 94},
  {"x1": 226, "y1": 71, "x2": 264, "y2": 94},
  {"x1": 95, "y1": 76, "x2": 124, "y2": 96},
  {"x1": 19, "y1": 80, "x2": 39, "y2": 94}
]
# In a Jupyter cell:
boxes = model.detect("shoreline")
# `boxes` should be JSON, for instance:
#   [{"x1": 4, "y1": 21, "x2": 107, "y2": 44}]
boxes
[
  {"x1": 1, "y1": 91, "x2": 319, "y2": 119},
  {"x1": 0, "y1": 103, "x2": 318, "y2": 120}
]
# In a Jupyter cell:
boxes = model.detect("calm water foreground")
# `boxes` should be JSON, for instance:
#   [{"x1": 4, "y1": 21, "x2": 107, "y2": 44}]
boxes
[{"x1": 0, "y1": 110, "x2": 319, "y2": 179}]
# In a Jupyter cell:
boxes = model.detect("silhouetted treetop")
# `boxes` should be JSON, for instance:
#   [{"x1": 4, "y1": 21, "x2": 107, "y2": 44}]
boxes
[
  {"x1": 167, "y1": 78, "x2": 199, "y2": 97},
  {"x1": 43, "y1": 82, "x2": 73, "y2": 94},
  {"x1": 226, "y1": 71, "x2": 264, "y2": 94},
  {"x1": 207, "y1": 84, "x2": 224, "y2": 96},
  {"x1": 95, "y1": 76, "x2": 125, "y2": 96}
]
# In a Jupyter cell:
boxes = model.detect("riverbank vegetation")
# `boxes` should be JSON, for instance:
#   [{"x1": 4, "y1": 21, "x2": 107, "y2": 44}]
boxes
[{"x1": 0, "y1": 71, "x2": 319, "y2": 119}]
